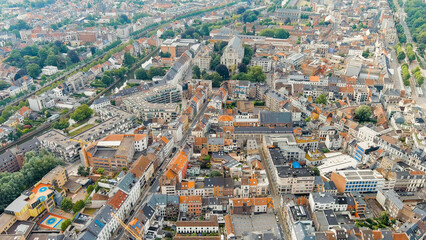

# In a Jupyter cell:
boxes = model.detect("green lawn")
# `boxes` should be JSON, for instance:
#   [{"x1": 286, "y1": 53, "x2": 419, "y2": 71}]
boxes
[
  {"x1": 83, "y1": 208, "x2": 97, "y2": 215},
  {"x1": 69, "y1": 124, "x2": 95, "y2": 136},
  {"x1": 67, "y1": 119, "x2": 90, "y2": 131}
]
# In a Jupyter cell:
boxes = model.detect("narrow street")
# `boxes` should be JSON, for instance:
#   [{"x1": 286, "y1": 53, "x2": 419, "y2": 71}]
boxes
[
  {"x1": 114, "y1": 96, "x2": 210, "y2": 240},
  {"x1": 259, "y1": 147, "x2": 289, "y2": 240}
]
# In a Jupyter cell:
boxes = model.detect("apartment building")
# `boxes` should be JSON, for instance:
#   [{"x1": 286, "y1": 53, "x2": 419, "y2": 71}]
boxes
[
  {"x1": 122, "y1": 82, "x2": 182, "y2": 121},
  {"x1": 265, "y1": 91, "x2": 286, "y2": 112},
  {"x1": 330, "y1": 170, "x2": 387, "y2": 193},
  {"x1": 265, "y1": 146, "x2": 315, "y2": 194},
  {"x1": 376, "y1": 189, "x2": 411, "y2": 221},
  {"x1": 194, "y1": 45, "x2": 212, "y2": 71},
  {"x1": 308, "y1": 192, "x2": 349, "y2": 213},
  {"x1": 37, "y1": 129, "x2": 80, "y2": 162},
  {"x1": 79, "y1": 205, "x2": 118, "y2": 240},
  {"x1": 41, "y1": 166, "x2": 68, "y2": 188},
  {"x1": 250, "y1": 57, "x2": 272, "y2": 72},
  {"x1": 389, "y1": 170, "x2": 426, "y2": 192},
  {"x1": 84, "y1": 134, "x2": 148, "y2": 170},
  {"x1": 0, "y1": 138, "x2": 40, "y2": 172},
  {"x1": 179, "y1": 195, "x2": 202, "y2": 217}
]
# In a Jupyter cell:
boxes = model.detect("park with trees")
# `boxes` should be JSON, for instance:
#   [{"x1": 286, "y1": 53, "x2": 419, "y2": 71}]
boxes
[
  {"x1": 5, "y1": 41, "x2": 82, "y2": 79},
  {"x1": 404, "y1": 0, "x2": 426, "y2": 57},
  {"x1": 0, "y1": 150, "x2": 62, "y2": 212}
]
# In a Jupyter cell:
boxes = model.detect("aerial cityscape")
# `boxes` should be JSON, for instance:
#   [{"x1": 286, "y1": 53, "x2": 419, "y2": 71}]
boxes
[{"x1": 0, "y1": 0, "x2": 425, "y2": 239}]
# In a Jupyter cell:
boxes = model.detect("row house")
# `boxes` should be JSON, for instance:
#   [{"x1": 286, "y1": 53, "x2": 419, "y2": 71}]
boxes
[
  {"x1": 176, "y1": 215, "x2": 219, "y2": 234},
  {"x1": 179, "y1": 195, "x2": 202, "y2": 217},
  {"x1": 147, "y1": 194, "x2": 179, "y2": 220},
  {"x1": 308, "y1": 192, "x2": 353, "y2": 213},
  {"x1": 204, "y1": 177, "x2": 235, "y2": 197},
  {"x1": 228, "y1": 197, "x2": 274, "y2": 215}
]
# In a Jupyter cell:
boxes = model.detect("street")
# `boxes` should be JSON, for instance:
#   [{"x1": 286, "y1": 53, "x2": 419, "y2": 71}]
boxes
[
  {"x1": 259, "y1": 147, "x2": 288, "y2": 240},
  {"x1": 114, "y1": 94, "x2": 210, "y2": 240}
]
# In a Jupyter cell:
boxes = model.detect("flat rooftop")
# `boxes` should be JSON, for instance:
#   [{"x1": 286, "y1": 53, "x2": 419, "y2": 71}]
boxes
[{"x1": 231, "y1": 214, "x2": 280, "y2": 237}]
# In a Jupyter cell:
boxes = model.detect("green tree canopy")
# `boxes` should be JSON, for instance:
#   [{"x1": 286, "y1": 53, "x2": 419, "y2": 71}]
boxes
[
  {"x1": 61, "y1": 219, "x2": 72, "y2": 231},
  {"x1": 354, "y1": 105, "x2": 372, "y2": 122},
  {"x1": 192, "y1": 65, "x2": 201, "y2": 79},
  {"x1": 73, "y1": 200, "x2": 85, "y2": 213},
  {"x1": 101, "y1": 74, "x2": 114, "y2": 86},
  {"x1": 78, "y1": 165, "x2": 90, "y2": 177},
  {"x1": 215, "y1": 64, "x2": 229, "y2": 80},
  {"x1": 135, "y1": 68, "x2": 149, "y2": 80},
  {"x1": 238, "y1": 63, "x2": 248, "y2": 73},
  {"x1": 70, "y1": 104, "x2": 93, "y2": 122},
  {"x1": 0, "y1": 150, "x2": 62, "y2": 212},
  {"x1": 148, "y1": 67, "x2": 166, "y2": 79},
  {"x1": 52, "y1": 118, "x2": 69, "y2": 130},
  {"x1": 96, "y1": 167, "x2": 105, "y2": 175},
  {"x1": 26, "y1": 63, "x2": 41, "y2": 78},
  {"x1": 68, "y1": 50, "x2": 80, "y2": 63},
  {"x1": 315, "y1": 94, "x2": 328, "y2": 105},
  {"x1": 61, "y1": 198, "x2": 73, "y2": 212},
  {"x1": 0, "y1": 81, "x2": 10, "y2": 90},
  {"x1": 259, "y1": 28, "x2": 290, "y2": 39}
]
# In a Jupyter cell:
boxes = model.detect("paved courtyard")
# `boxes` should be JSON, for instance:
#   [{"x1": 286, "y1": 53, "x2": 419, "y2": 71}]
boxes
[{"x1": 231, "y1": 213, "x2": 280, "y2": 237}]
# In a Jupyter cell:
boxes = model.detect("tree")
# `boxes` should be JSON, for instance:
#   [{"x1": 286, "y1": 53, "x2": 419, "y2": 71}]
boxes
[
  {"x1": 242, "y1": 11, "x2": 258, "y2": 23},
  {"x1": 78, "y1": 166, "x2": 90, "y2": 176},
  {"x1": 45, "y1": 54, "x2": 58, "y2": 66},
  {"x1": 0, "y1": 80, "x2": 10, "y2": 90},
  {"x1": 52, "y1": 118, "x2": 69, "y2": 130},
  {"x1": 70, "y1": 104, "x2": 93, "y2": 122},
  {"x1": 38, "y1": 48, "x2": 49, "y2": 64},
  {"x1": 312, "y1": 167, "x2": 320, "y2": 176},
  {"x1": 159, "y1": 51, "x2": 171, "y2": 58},
  {"x1": 247, "y1": 66, "x2": 266, "y2": 82},
  {"x1": 321, "y1": 148, "x2": 330, "y2": 153},
  {"x1": 354, "y1": 105, "x2": 372, "y2": 122},
  {"x1": 362, "y1": 49, "x2": 370, "y2": 58},
  {"x1": 148, "y1": 67, "x2": 166, "y2": 79},
  {"x1": 259, "y1": 29, "x2": 275, "y2": 37},
  {"x1": 284, "y1": 18, "x2": 291, "y2": 25},
  {"x1": 73, "y1": 200, "x2": 85, "y2": 213},
  {"x1": 61, "y1": 219, "x2": 72, "y2": 231},
  {"x1": 379, "y1": 211, "x2": 390, "y2": 226},
  {"x1": 61, "y1": 198, "x2": 73, "y2": 212},
  {"x1": 161, "y1": 30, "x2": 175, "y2": 39},
  {"x1": 315, "y1": 94, "x2": 327, "y2": 105},
  {"x1": 135, "y1": 68, "x2": 149, "y2": 80},
  {"x1": 236, "y1": 7, "x2": 246, "y2": 14},
  {"x1": 242, "y1": 45, "x2": 253, "y2": 65},
  {"x1": 395, "y1": 44, "x2": 406, "y2": 62},
  {"x1": 210, "y1": 53, "x2": 221, "y2": 70},
  {"x1": 68, "y1": 50, "x2": 80, "y2": 63},
  {"x1": 26, "y1": 63, "x2": 41, "y2": 78},
  {"x1": 96, "y1": 168, "x2": 104, "y2": 175},
  {"x1": 101, "y1": 74, "x2": 114, "y2": 86},
  {"x1": 192, "y1": 65, "x2": 201, "y2": 79},
  {"x1": 123, "y1": 52, "x2": 135, "y2": 67},
  {"x1": 274, "y1": 29, "x2": 290, "y2": 39},
  {"x1": 0, "y1": 150, "x2": 62, "y2": 212},
  {"x1": 209, "y1": 170, "x2": 222, "y2": 177},
  {"x1": 238, "y1": 63, "x2": 248, "y2": 73},
  {"x1": 259, "y1": 28, "x2": 289, "y2": 39},
  {"x1": 215, "y1": 64, "x2": 229, "y2": 80}
]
